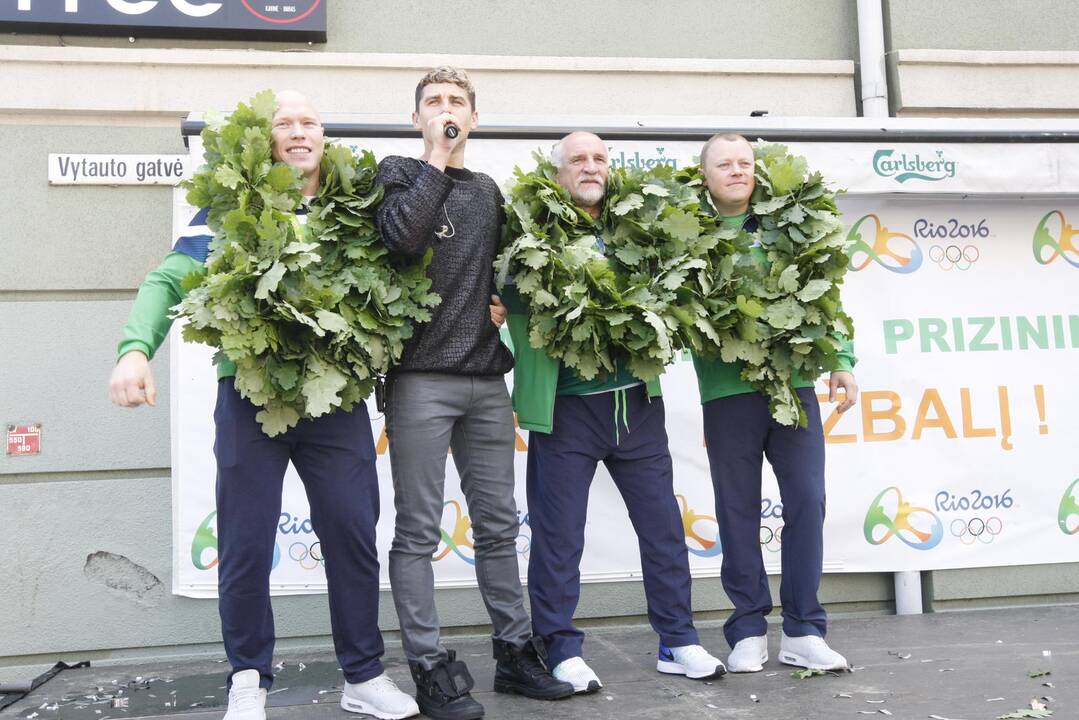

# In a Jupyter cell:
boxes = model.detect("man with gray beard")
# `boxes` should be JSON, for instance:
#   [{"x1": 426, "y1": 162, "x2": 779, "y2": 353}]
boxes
[{"x1": 502, "y1": 131, "x2": 726, "y2": 693}]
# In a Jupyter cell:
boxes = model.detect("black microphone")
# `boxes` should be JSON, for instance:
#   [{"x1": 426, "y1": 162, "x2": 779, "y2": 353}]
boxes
[{"x1": 444, "y1": 124, "x2": 459, "y2": 139}]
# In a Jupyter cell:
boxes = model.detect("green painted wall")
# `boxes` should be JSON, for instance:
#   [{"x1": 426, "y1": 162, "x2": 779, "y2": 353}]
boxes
[
  {"x1": 886, "y1": 0, "x2": 1079, "y2": 51},
  {"x1": 0, "y1": 0, "x2": 858, "y2": 59}
]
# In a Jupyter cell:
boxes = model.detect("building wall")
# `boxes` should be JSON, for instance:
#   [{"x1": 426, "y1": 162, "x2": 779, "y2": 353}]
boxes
[
  {"x1": 884, "y1": 0, "x2": 1079, "y2": 115},
  {"x1": 1, "y1": 0, "x2": 1076, "y2": 668}
]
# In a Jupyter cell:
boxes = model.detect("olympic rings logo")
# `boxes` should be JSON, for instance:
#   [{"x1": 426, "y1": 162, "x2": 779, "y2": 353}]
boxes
[
  {"x1": 289, "y1": 541, "x2": 324, "y2": 570},
  {"x1": 928, "y1": 244, "x2": 980, "y2": 271},
  {"x1": 676, "y1": 495, "x2": 722, "y2": 557},
  {"x1": 949, "y1": 517, "x2": 1003, "y2": 545},
  {"x1": 864, "y1": 486, "x2": 944, "y2": 550},
  {"x1": 759, "y1": 524, "x2": 783, "y2": 553}
]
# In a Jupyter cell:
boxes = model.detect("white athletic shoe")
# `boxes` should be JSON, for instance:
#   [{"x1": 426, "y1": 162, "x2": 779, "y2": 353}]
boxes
[
  {"x1": 727, "y1": 635, "x2": 769, "y2": 673},
  {"x1": 656, "y1": 644, "x2": 726, "y2": 679},
  {"x1": 779, "y1": 632, "x2": 849, "y2": 670},
  {"x1": 223, "y1": 669, "x2": 266, "y2": 720},
  {"x1": 340, "y1": 672, "x2": 420, "y2": 719},
  {"x1": 551, "y1": 656, "x2": 602, "y2": 694}
]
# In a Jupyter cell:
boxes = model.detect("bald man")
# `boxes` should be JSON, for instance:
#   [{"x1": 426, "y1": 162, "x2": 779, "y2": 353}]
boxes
[
  {"x1": 501, "y1": 132, "x2": 725, "y2": 693},
  {"x1": 110, "y1": 92, "x2": 418, "y2": 720}
]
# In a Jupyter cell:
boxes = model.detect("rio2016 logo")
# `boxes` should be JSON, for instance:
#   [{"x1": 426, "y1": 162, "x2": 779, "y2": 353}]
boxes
[
  {"x1": 677, "y1": 495, "x2": 722, "y2": 557},
  {"x1": 435, "y1": 501, "x2": 532, "y2": 565},
  {"x1": 863, "y1": 486, "x2": 943, "y2": 550},
  {"x1": 676, "y1": 495, "x2": 784, "y2": 556},
  {"x1": 1033, "y1": 210, "x2": 1079, "y2": 268},
  {"x1": 847, "y1": 213, "x2": 924, "y2": 274},
  {"x1": 1059, "y1": 479, "x2": 1079, "y2": 535}
]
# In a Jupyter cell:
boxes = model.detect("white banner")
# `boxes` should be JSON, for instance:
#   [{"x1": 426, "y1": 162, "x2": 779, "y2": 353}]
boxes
[{"x1": 172, "y1": 133, "x2": 1079, "y2": 597}]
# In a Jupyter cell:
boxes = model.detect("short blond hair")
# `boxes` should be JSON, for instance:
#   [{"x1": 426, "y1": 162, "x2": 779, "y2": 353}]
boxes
[
  {"x1": 415, "y1": 66, "x2": 476, "y2": 110},
  {"x1": 700, "y1": 133, "x2": 751, "y2": 167}
]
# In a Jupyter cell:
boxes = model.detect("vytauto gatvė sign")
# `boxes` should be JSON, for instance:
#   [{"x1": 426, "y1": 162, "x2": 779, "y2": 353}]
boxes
[
  {"x1": 48, "y1": 154, "x2": 190, "y2": 185},
  {"x1": 1, "y1": 1, "x2": 326, "y2": 42}
]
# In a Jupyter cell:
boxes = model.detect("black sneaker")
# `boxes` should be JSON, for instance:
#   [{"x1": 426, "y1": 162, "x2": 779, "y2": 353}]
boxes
[
  {"x1": 492, "y1": 637, "x2": 575, "y2": 700},
  {"x1": 409, "y1": 651, "x2": 484, "y2": 720}
]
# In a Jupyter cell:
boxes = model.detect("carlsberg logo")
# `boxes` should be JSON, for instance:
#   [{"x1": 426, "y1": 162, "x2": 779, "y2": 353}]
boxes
[{"x1": 873, "y1": 149, "x2": 957, "y2": 183}]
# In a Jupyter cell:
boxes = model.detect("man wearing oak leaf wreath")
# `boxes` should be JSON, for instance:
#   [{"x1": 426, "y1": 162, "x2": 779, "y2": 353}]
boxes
[
  {"x1": 109, "y1": 91, "x2": 420, "y2": 720},
  {"x1": 501, "y1": 131, "x2": 727, "y2": 695},
  {"x1": 693, "y1": 133, "x2": 859, "y2": 674}
]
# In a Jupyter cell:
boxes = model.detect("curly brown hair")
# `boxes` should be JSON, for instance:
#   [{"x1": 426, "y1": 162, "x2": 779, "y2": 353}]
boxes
[{"x1": 414, "y1": 66, "x2": 476, "y2": 111}]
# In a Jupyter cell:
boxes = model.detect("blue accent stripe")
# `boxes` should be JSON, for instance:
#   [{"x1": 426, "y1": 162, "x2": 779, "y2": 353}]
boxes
[
  {"x1": 173, "y1": 233, "x2": 212, "y2": 262},
  {"x1": 173, "y1": 205, "x2": 309, "y2": 263}
]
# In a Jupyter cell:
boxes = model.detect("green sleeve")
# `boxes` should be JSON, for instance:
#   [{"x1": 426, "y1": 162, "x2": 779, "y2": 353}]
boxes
[
  {"x1": 117, "y1": 252, "x2": 204, "y2": 361},
  {"x1": 835, "y1": 332, "x2": 857, "y2": 373},
  {"x1": 833, "y1": 298, "x2": 857, "y2": 373},
  {"x1": 500, "y1": 281, "x2": 529, "y2": 315}
]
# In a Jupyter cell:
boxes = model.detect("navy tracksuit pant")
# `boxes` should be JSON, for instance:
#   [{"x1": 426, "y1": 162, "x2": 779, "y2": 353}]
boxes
[
  {"x1": 526, "y1": 385, "x2": 699, "y2": 668},
  {"x1": 701, "y1": 387, "x2": 827, "y2": 648},
  {"x1": 213, "y1": 378, "x2": 384, "y2": 689}
]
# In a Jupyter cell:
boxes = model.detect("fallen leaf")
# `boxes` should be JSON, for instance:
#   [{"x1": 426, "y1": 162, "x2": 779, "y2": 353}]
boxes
[
  {"x1": 835, "y1": 693, "x2": 852, "y2": 699},
  {"x1": 1028, "y1": 671, "x2": 1051, "y2": 678},
  {"x1": 987, "y1": 697, "x2": 1005, "y2": 702}
]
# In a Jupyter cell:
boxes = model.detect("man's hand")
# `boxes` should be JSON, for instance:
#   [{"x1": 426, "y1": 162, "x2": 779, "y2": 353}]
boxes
[
  {"x1": 828, "y1": 371, "x2": 858, "y2": 413},
  {"x1": 109, "y1": 350, "x2": 157, "y2": 407},
  {"x1": 426, "y1": 113, "x2": 464, "y2": 169},
  {"x1": 490, "y1": 294, "x2": 507, "y2": 329}
]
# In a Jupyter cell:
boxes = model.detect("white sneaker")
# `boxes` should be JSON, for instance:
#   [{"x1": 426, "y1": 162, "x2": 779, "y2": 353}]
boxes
[
  {"x1": 223, "y1": 669, "x2": 266, "y2": 720},
  {"x1": 656, "y1": 644, "x2": 726, "y2": 679},
  {"x1": 779, "y1": 632, "x2": 849, "y2": 670},
  {"x1": 340, "y1": 673, "x2": 420, "y2": 719},
  {"x1": 727, "y1": 635, "x2": 768, "y2": 673},
  {"x1": 551, "y1": 656, "x2": 602, "y2": 694}
]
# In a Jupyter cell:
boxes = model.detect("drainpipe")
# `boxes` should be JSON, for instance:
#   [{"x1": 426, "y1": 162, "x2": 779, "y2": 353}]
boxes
[
  {"x1": 856, "y1": 0, "x2": 890, "y2": 118},
  {"x1": 858, "y1": 0, "x2": 921, "y2": 613}
]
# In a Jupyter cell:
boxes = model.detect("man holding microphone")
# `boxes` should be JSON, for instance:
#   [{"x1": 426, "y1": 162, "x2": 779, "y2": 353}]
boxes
[{"x1": 376, "y1": 67, "x2": 573, "y2": 720}]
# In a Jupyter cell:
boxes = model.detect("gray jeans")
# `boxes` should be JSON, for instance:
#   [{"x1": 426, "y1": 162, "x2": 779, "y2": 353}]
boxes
[{"x1": 385, "y1": 372, "x2": 531, "y2": 669}]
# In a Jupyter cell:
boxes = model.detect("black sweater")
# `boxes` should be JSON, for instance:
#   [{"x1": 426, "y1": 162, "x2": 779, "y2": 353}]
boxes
[{"x1": 376, "y1": 156, "x2": 514, "y2": 376}]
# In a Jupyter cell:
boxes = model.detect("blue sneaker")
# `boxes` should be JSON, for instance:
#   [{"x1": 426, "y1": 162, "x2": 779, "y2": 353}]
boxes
[{"x1": 656, "y1": 644, "x2": 726, "y2": 679}]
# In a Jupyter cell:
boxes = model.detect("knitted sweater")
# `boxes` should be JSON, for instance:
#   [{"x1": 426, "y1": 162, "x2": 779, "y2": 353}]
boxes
[{"x1": 376, "y1": 156, "x2": 513, "y2": 376}]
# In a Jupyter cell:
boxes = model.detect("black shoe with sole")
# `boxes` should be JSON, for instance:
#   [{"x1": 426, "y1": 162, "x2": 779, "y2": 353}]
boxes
[
  {"x1": 409, "y1": 651, "x2": 485, "y2": 720},
  {"x1": 492, "y1": 637, "x2": 575, "y2": 700}
]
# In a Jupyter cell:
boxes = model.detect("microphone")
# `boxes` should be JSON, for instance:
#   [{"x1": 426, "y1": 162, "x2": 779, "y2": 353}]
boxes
[{"x1": 444, "y1": 124, "x2": 459, "y2": 139}]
